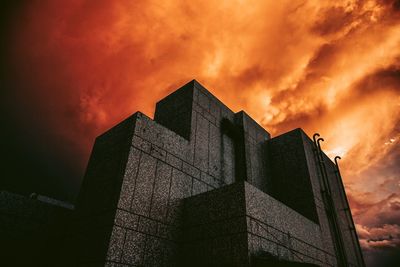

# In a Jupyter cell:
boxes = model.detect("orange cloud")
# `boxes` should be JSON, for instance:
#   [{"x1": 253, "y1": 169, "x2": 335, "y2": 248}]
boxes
[{"x1": 3, "y1": 0, "x2": 400, "y2": 265}]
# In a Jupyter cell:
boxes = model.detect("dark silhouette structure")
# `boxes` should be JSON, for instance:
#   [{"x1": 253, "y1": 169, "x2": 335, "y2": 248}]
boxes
[{"x1": 0, "y1": 80, "x2": 365, "y2": 266}]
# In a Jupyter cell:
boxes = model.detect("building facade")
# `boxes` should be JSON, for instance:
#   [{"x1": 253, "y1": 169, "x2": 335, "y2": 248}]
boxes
[{"x1": 0, "y1": 80, "x2": 365, "y2": 266}]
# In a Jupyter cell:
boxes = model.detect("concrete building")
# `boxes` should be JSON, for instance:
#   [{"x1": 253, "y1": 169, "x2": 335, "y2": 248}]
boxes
[{"x1": 0, "y1": 80, "x2": 365, "y2": 266}]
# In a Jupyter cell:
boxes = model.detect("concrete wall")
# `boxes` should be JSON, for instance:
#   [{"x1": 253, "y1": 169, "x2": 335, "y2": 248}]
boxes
[
  {"x1": 182, "y1": 183, "x2": 248, "y2": 267},
  {"x1": 0, "y1": 191, "x2": 71, "y2": 266},
  {"x1": 245, "y1": 182, "x2": 336, "y2": 267},
  {"x1": 179, "y1": 181, "x2": 341, "y2": 267},
  {"x1": 266, "y1": 129, "x2": 319, "y2": 223}
]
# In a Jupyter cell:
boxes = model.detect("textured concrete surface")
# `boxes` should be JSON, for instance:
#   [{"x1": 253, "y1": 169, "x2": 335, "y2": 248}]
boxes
[
  {"x1": 266, "y1": 129, "x2": 319, "y2": 223},
  {"x1": 0, "y1": 80, "x2": 364, "y2": 267}
]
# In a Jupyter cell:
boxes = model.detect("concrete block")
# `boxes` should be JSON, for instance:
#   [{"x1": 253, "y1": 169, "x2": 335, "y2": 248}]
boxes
[
  {"x1": 150, "y1": 161, "x2": 172, "y2": 221},
  {"x1": 165, "y1": 152, "x2": 182, "y2": 170},
  {"x1": 118, "y1": 148, "x2": 141, "y2": 210},
  {"x1": 137, "y1": 216, "x2": 158, "y2": 236},
  {"x1": 202, "y1": 110, "x2": 216, "y2": 125},
  {"x1": 130, "y1": 153, "x2": 157, "y2": 216},
  {"x1": 198, "y1": 91, "x2": 210, "y2": 112},
  {"x1": 142, "y1": 236, "x2": 164, "y2": 266},
  {"x1": 192, "y1": 179, "x2": 208, "y2": 195},
  {"x1": 107, "y1": 226, "x2": 126, "y2": 262},
  {"x1": 165, "y1": 200, "x2": 184, "y2": 227},
  {"x1": 121, "y1": 230, "x2": 145, "y2": 264},
  {"x1": 209, "y1": 99, "x2": 221, "y2": 122},
  {"x1": 194, "y1": 113, "x2": 209, "y2": 173},
  {"x1": 208, "y1": 123, "x2": 221, "y2": 178},
  {"x1": 132, "y1": 135, "x2": 151, "y2": 153},
  {"x1": 222, "y1": 134, "x2": 235, "y2": 185},
  {"x1": 170, "y1": 169, "x2": 192, "y2": 200},
  {"x1": 114, "y1": 209, "x2": 139, "y2": 230},
  {"x1": 150, "y1": 144, "x2": 167, "y2": 161},
  {"x1": 182, "y1": 161, "x2": 200, "y2": 179}
]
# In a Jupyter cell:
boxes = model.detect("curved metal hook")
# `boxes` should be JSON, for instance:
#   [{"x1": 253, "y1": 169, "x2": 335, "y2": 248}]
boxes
[
  {"x1": 316, "y1": 137, "x2": 324, "y2": 152},
  {"x1": 334, "y1": 156, "x2": 341, "y2": 166},
  {"x1": 313, "y1": 133, "x2": 320, "y2": 144}
]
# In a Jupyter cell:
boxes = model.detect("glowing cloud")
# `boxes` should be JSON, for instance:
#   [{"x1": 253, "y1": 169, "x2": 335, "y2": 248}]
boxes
[{"x1": 3, "y1": 0, "x2": 400, "y2": 265}]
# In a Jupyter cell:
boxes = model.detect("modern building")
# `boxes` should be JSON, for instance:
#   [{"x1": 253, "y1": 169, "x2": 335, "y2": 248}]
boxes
[{"x1": 0, "y1": 80, "x2": 365, "y2": 267}]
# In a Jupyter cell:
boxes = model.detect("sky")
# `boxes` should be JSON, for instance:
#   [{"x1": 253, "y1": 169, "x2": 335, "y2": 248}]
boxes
[{"x1": 1, "y1": 0, "x2": 399, "y2": 266}]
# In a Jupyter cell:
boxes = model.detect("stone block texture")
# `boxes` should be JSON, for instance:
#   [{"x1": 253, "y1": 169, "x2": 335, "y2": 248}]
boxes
[{"x1": 0, "y1": 80, "x2": 365, "y2": 267}]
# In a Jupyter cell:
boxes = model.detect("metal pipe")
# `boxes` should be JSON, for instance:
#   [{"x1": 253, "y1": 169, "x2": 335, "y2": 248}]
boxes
[
  {"x1": 317, "y1": 137, "x2": 330, "y2": 194},
  {"x1": 334, "y1": 157, "x2": 366, "y2": 267},
  {"x1": 314, "y1": 135, "x2": 348, "y2": 267},
  {"x1": 334, "y1": 156, "x2": 341, "y2": 166},
  {"x1": 313, "y1": 133, "x2": 320, "y2": 144}
]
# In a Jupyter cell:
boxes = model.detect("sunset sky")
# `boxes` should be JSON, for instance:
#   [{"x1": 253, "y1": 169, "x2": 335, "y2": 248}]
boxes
[{"x1": 1, "y1": 0, "x2": 399, "y2": 266}]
